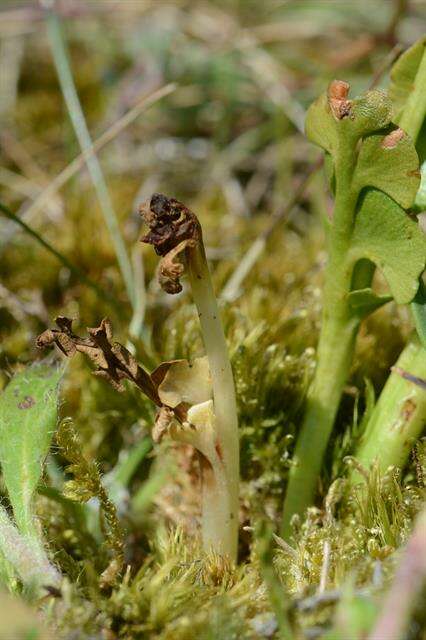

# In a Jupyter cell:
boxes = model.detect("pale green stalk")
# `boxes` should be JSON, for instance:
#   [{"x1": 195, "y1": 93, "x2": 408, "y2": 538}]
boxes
[
  {"x1": 142, "y1": 193, "x2": 240, "y2": 558},
  {"x1": 187, "y1": 241, "x2": 239, "y2": 561},
  {"x1": 281, "y1": 138, "x2": 364, "y2": 538},
  {"x1": 128, "y1": 244, "x2": 147, "y2": 339}
]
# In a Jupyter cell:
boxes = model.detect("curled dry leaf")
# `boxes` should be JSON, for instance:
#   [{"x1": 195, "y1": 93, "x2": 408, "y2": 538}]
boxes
[
  {"x1": 140, "y1": 192, "x2": 201, "y2": 294},
  {"x1": 155, "y1": 356, "x2": 212, "y2": 408},
  {"x1": 37, "y1": 316, "x2": 160, "y2": 403},
  {"x1": 37, "y1": 319, "x2": 216, "y2": 456},
  {"x1": 185, "y1": 400, "x2": 219, "y2": 463},
  {"x1": 154, "y1": 401, "x2": 219, "y2": 468},
  {"x1": 158, "y1": 238, "x2": 196, "y2": 294},
  {"x1": 152, "y1": 356, "x2": 213, "y2": 449},
  {"x1": 152, "y1": 405, "x2": 177, "y2": 443}
]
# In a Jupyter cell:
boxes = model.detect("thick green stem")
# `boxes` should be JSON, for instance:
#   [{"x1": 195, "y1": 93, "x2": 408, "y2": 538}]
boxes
[
  {"x1": 351, "y1": 339, "x2": 426, "y2": 480},
  {"x1": 281, "y1": 143, "x2": 360, "y2": 538},
  {"x1": 187, "y1": 242, "x2": 239, "y2": 561},
  {"x1": 281, "y1": 258, "x2": 359, "y2": 538}
]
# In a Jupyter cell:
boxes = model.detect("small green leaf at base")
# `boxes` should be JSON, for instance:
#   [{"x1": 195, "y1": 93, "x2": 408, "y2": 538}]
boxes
[
  {"x1": 348, "y1": 288, "x2": 393, "y2": 318},
  {"x1": 0, "y1": 361, "x2": 64, "y2": 537},
  {"x1": 350, "y1": 190, "x2": 426, "y2": 304}
]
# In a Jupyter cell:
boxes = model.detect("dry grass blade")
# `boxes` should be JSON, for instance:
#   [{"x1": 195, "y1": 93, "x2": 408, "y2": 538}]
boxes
[{"x1": 19, "y1": 83, "x2": 176, "y2": 226}]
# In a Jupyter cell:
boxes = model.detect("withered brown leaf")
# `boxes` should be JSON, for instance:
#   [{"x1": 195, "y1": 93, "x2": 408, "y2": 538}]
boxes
[
  {"x1": 158, "y1": 238, "x2": 197, "y2": 294},
  {"x1": 36, "y1": 317, "x2": 189, "y2": 429},
  {"x1": 37, "y1": 317, "x2": 160, "y2": 403}
]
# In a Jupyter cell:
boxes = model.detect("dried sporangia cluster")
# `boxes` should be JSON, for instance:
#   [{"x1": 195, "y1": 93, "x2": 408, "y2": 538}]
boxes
[
  {"x1": 36, "y1": 316, "x2": 206, "y2": 436},
  {"x1": 327, "y1": 79, "x2": 352, "y2": 120},
  {"x1": 381, "y1": 127, "x2": 406, "y2": 149},
  {"x1": 139, "y1": 192, "x2": 201, "y2": 294}
]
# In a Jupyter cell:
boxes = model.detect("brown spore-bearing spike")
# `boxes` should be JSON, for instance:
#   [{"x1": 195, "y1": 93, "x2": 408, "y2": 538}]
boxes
[
  {"x1": 140, "y1": 193, "x2": 200, "y2": 256},
  {"x1": 140, "y1": 193, "x2": 201, "y2": 293}
]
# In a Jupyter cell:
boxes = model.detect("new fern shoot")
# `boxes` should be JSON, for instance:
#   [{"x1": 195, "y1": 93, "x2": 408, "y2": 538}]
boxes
[
  {"x1": 350, "y1": 38, "x2": 426, "y2": 483},
  {"x1": 282, "y1": 78, "x2": 426, "y2": 538}
]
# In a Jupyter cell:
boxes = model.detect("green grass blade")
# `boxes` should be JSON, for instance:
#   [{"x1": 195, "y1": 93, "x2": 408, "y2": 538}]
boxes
[
  {"x1": 112, "y1": 436, "x2": 152, "y2": 489},
  {"x1": 131, "y1": 462, "x2": 171, "y2": 515},
  {"x1": 0, "y1": 361, "x2": 64, "y2": 537},
  {"x1": 0, "y1": 200, "x2": 118, "y2": 309},
  {"x1": 44, "y1": 6, "x2": 135, "y2": 306}
]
